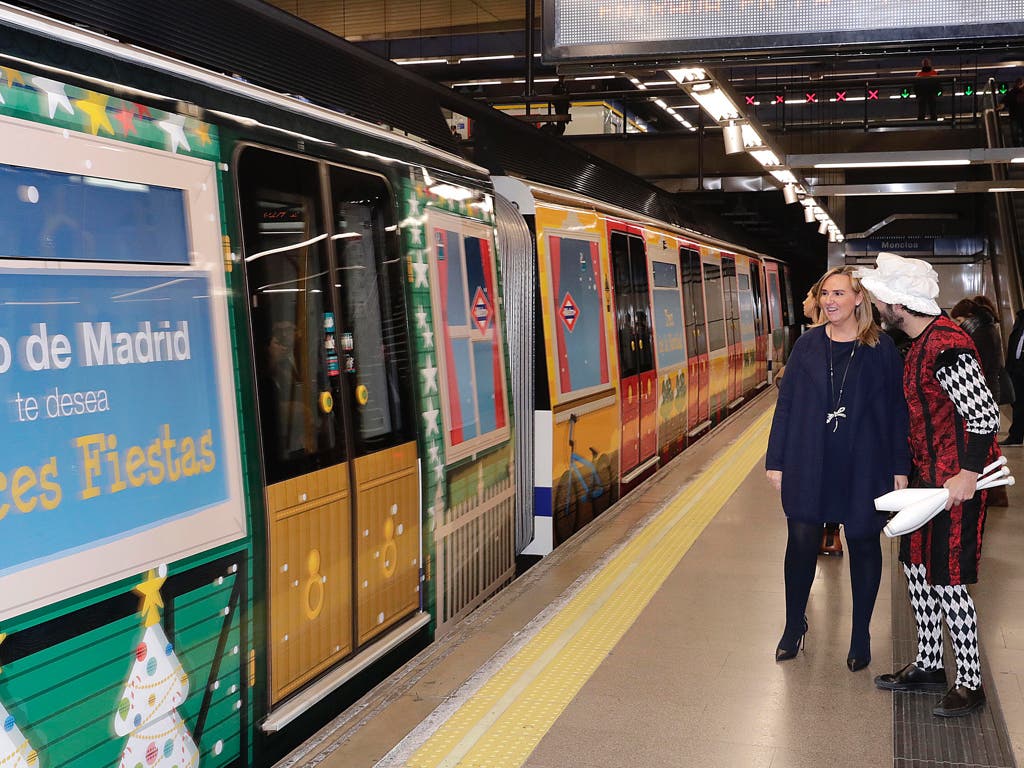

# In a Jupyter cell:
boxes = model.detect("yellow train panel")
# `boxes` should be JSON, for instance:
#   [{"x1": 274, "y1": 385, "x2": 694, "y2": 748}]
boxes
[
  {"x1": 267, "y1": 465, "x2": 353, "y2": 704},
  {"x1": 354, "y1": 442, "x2": 421, "y2": 646}
]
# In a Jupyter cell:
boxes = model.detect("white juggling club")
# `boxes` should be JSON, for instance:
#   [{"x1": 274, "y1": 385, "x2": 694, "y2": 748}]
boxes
[
  {"x1": 882, "y1": 462, "x2": 1014, "y2": 538},
  {"x1": 874, "y1": 457, "x2": 1007, "y2": 512}
]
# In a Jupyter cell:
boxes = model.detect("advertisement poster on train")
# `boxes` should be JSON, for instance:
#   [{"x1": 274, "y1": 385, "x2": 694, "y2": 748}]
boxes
[
  {"x1": 0, "y1": 268, "x2": 241, "y2": 620},
  {"x1": 549, "y1": 234, "x2": 609, "y2": 395}
]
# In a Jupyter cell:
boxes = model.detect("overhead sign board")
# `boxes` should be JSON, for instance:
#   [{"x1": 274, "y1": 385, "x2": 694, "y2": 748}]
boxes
[{"x1": 544, "y1": 0, "x2": 1024, "y2": 61}]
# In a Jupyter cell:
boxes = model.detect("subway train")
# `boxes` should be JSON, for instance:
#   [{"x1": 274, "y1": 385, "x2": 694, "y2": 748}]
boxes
[{"x1": 0, "y1": 3, "x2": 798, "y2": 767}]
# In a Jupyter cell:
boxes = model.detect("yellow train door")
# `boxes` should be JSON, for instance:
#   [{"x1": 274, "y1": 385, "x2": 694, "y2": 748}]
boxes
[{"x1": 238, "y1": 148, "x2": 420, "y2": 705}]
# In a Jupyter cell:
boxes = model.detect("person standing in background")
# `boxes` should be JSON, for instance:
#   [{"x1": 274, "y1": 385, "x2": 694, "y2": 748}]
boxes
[
  {"x1": 766, "y1": 266, "x2": 909, "y2": 671},
  {"x1": 859, "y1": 253, "x2": 1000, "y2": 718},
  {"x1": 999, "y1": 77, "x2": 1024, "y2": 146},
  {"x1": 914, "y1": 58, "x2": 941, "y2": 120},
  {"x1": 1002, "y1": 308, "x2": 1024, "y2": 445}
]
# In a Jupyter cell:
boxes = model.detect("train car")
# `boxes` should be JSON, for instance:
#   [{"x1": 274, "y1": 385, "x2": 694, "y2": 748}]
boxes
[
  {"x1": 493, "y1": 179, "x2": 797, "y2": 552},
  {"x1": 0, "y1": 5, "x2": 520, "y2": 766}
]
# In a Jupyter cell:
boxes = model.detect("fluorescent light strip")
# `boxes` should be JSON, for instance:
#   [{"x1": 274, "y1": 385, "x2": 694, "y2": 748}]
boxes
[
  {"x1": 575, "y1": 75, "x2": 616, "y2": 81},
  {"x1": 814, "y1": 159, "x2": 972, "y2": 168},
  {"x1": 395, "y1": 58, "x2": 447, "y2": 65},
  {"x1": 460, "y1": 54, "x2": 514, "y2": 62}
]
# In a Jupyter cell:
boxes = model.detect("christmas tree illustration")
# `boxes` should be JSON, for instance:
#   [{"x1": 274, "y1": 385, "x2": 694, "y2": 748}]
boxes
[
  {"x1": 0, "y1": 632, "x2": 40, "y2": 767},
  {"x1": 114, "y1": 568, "x2": 199, "y2": 768}
]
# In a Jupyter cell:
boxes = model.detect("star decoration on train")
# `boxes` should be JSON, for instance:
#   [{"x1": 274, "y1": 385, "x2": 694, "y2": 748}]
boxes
[
  {"x1": 134, "y1": 568, "x2": 167, "y2": 628},
  {"x1": 1, "y1": 67, "x2": 25, "y2": 87},
  {"x1": 74, "y1": 93, "x2": 114, "y2": 136},
  {"x1": 406, "y1": 192, "x2": 421, "y2": 217},
  {"x1": 32, "y1": 76, "x2": 74, "y2": 119},
  {"x1": 428, "y1": 444, "x2": 440, "y2": 467},
  {"x1": 421, "y1": 356, "x2": 438, "y2": 394},
  {"x1": 421, "y1": 326, "x2": 433, "y2": 349},
  {"x1": 158, "y1": 114, "x2": 191, "y2": 154},
  {"x1": 415, "y1": 307, "x2": 429, "y2": 330},
  {"x1": 113, "y1": 107, "x2": 137, "y2": 136},
  {"x1": 408, "y1": 225, "x2": 423, "y2": 246},
  {"x1": 193, "y1": 122, "x2": 211, "y2": 146},
  {"x1": 412, "y1": 256, "x2": 430, "y2": 288},
  {"x1": 423, "y1": 401, "x2": 440, "y2": 436}
]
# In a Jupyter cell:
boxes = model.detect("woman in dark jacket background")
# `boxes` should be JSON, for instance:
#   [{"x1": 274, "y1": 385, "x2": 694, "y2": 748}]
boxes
[
  {"x1": 950, "y1": 296, "x2": 1004, "y2": 404},
  {"x1": 766, "y1": 266, "x2": 910, "y2": 671}
]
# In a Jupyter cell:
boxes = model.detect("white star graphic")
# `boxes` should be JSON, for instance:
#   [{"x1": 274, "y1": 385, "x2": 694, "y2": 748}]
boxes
[
  {"x1": 158, "y1": 114, "x2": 191, "y2": 154},
  {"x1": 32, "y1": 76, "x2": 73, "y2": 119},
  {"x1": 421, "y1": 356, "x2": 438, "y2": 394},
  {"x1": 423, "y1": 402, "x2": 440, "y2": 436},
  {"x1": 428, "y1": 444, "x2": 440, "y2": 466},
  {"x1": 409, "y1": 226, "x2": 423, "y2": 246},
  {"x1": 406, "y1": 193, "x2": 421, "y2": 217},
  {"x1": 421, "y1": 328, "x2": 434, "y2": 349},
  {"x1": 413, "y1": 260, "x2": 430, "y2": 288},
  {"x1": 415, "y1": 306, "x2": 429, "y2": 329}
]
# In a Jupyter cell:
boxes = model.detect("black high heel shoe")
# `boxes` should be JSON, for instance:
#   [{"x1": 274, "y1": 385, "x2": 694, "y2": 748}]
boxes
[
  {"x1": 847, "y1": 655, "x2": 871, "y2": 671},
  {"x1": 775, "y1": 618, "x2": 808, "y2": 662}
]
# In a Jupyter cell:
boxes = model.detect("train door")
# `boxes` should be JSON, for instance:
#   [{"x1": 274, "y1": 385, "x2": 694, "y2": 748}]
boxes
[
  {"x1": 702, "y1": 254, "x2": 729, "y2": 424},
  {"x1": 749, "y1": 259, "x2": 768, "y2": 386},
  {"x1": 721, "y1": 255, "x2": 742, "y2": 408},
  {"x1": 237, "y1": 148, "x2": 419, "y2": 706},
  {"x1": 610, "y1": 227, "x2": 657, "y2": 478},
  {"x1": 680, "y1": 245, "x2": 710, "y2": 436},
  {"x1": 764, "y1": 261, "x2": 786, "y2": 376}
]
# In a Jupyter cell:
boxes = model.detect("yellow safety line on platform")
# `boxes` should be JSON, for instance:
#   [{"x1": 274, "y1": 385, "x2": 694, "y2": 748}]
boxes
[{"x1": 406, "y1": 407, "x2": 775, "y2": 768}]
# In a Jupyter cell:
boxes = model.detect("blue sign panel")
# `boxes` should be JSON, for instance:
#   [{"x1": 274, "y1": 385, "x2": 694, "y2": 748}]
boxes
[{"x1": 0, "y1": 269, "x2": 227, "y2": 576}]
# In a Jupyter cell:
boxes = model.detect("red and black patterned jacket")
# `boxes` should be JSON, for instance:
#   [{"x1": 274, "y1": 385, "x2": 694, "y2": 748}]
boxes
[{"x1": 904, "y1": 315, "x2": 1000, "y2": 486}]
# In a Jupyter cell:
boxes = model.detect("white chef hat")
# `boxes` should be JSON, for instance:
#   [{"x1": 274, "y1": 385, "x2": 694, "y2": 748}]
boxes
[{"x1": 854, "y1": 252, "x2": 941, "y2": 316}]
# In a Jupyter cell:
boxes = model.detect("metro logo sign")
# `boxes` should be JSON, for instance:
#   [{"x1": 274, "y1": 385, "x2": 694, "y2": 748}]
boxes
[
  {"x1": 560, "y1": 292, "x2": 580, "y2": 332},
  {"x1": 472, "y1": 287, "x2": 492, "y2": 333}
]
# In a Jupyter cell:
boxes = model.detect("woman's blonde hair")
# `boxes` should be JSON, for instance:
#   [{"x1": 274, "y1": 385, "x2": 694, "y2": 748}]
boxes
[{"x1": 811, "y1": 266, "x2": 880, "y2": 347}]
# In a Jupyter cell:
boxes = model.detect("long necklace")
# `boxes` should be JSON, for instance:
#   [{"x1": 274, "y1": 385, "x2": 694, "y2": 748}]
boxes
[{"x1": 826, "y1": 330, "x2": 858, "y2": 432}]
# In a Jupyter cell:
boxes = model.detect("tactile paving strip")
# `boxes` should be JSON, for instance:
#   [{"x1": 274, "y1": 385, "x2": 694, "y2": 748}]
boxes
[
  {"x1": 404, "y1": 409, "x2": 775, "y2": 768},
  {"x1": 888, "y1": 539, "x2": 1017, "y2": 768}
]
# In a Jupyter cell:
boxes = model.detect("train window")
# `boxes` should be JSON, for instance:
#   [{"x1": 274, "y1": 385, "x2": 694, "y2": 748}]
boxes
[
  {"x1": 721, "y1": 256, "x2": 739, "y2": 348},
  {"x1": 430, "y1": 212, "x2": 509, "y2": 458},
  {"x1": 778, "y1": 267, "x2": 793, "y2": 325},
  {"x1": 237, "y1": 149, "x2": 344, "y2": 484},
  {"x1": 767, "y1": 269, "x2": 783, "y2": 331},
  {"x1": 628, "y1": 236, "x2": 654, "y2": 373},
  {"x1": 651, "y1": 260, "x2": 686, "y2": 369},
  {"x1": 703, "y1": 262, "x2": 727, "y2": 351},
  {"x1": 546, "y1": 233, "x2": 610, "y2": 396},
  {"x1": 680, "y1": 247, "x2": 706, "y2": 357},
  {"x1": 0, "y1": 163, "x2": 189, "y2": 264},
  {"x1": 329, "y1": 166, "x2": 414, "y2": 454},
  {"x1": 750, "y1": 263, "x2": 764, "y2": 337},
  {"x1": 611, "y1": 232, "x2": 637, "y2": 378}
]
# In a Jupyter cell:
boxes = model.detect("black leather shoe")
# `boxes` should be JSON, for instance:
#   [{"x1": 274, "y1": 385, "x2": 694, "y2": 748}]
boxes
[
  {"x1": 933, "y1": 685, "x2": 985, "y2": 717},
  {"x1": 874, "y1": 663, "x2": 947, "y2": 692},
  {"x1": 847, "y1": 655, "x2": 870, "y2": 672}
]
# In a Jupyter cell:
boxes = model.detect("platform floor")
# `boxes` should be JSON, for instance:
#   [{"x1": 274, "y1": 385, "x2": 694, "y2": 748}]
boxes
[{"x1": 276, "y1": 391, "x2": 1023, "y2": 768}]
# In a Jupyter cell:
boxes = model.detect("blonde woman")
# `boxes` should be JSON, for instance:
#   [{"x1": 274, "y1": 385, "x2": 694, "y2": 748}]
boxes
[{"x1": 766, "y1": 266, "x2": 910, "y2": 670}]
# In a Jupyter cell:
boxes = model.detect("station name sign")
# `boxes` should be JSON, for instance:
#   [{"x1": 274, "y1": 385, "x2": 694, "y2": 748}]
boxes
[{"x1": 544, "y1": 0, "x2": 1024, "y2": 61}]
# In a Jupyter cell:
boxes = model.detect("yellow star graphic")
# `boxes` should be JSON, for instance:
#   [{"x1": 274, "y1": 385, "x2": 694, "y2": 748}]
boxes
[
  {"x1": 134, "y1": 569, "x2": 166, "y2": 627},
  {"x1": 193, "y1": 121, "x2": 211, "y2": 146},
  {"x1": 1, "y1": 67, "x2": 25, "y2": 86},
  {"x1": 74, "y1": 93, "x2": 114, "y2": 136}
]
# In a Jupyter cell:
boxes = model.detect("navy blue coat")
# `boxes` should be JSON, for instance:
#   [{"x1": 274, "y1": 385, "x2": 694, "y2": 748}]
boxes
[{"x1": 766, "y1": 326, "x2": 911, "y2": 539}]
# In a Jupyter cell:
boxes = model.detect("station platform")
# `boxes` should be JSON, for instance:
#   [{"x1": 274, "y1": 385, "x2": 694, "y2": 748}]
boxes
[{"x1": 275, "y1": 392, "x2": 1023, "y2": 768}]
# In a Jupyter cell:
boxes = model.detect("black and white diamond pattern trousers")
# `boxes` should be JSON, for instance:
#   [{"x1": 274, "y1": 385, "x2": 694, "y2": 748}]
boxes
[{"x1": 904, "y1": 563, "x2": 983, "y2": 690}]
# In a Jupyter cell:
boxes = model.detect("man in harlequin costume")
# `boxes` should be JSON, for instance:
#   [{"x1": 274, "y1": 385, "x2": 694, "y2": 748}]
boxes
[{"x1": 857, "y1": 253, "x2": 1000, "y2": 717}]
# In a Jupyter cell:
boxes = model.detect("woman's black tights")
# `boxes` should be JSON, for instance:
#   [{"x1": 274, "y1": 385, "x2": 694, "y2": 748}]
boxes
[
  {"x1": 781, "y1": 519, "x2": 820, "y2": 648},
  {"x1": 845, "y1": 534, "x2": 882, "y2": 660},
  {"x1": 782, "y1": 519, "x2": 883, "y2": 659}
]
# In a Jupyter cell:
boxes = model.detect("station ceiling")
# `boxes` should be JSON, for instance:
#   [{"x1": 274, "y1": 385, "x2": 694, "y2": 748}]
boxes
[{"x1": 267, "y1": 0, "x2": 1024, "y2": 280}]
